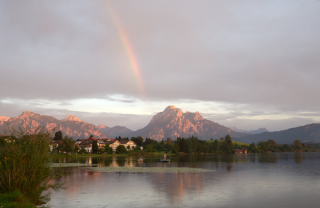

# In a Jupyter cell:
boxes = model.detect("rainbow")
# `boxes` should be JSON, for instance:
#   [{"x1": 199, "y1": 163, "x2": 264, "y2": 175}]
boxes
[{"x1": 104, "y1": 2, "x2": 145, "y2": 96}]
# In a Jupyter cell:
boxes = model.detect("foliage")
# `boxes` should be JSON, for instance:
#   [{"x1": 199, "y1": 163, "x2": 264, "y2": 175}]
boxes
[
  {"x1": 74, "y1": 145, "x2": 79, "y2": 153},
  {"x1": 131, "y1": 136, "x2": 143, "y2": 146},
  {"x1": 0, "y1": 127, "x2": 59, "y2": 205},
  {"x1": 79, "y1": 147, "x2": 87, "y2": 154},
  {"x1": 53, "y1": 130, "x2": 63, "y2": 140},
  {"x1": 221, "y1": 135, "x2": 234, "y2": 154},
  {"x1": 116, "y1": 145, "x2": 127, "y2": 154},
  {"x1": 293, "y1": 140, "x2": 303, "y2": 151},
  {"x1": 97, "y1": 147, "x2": 105, "y2": 154},
  {"x1": 145, "y1": 144, "x2": 155, "y2": 152},
  {"x1": 258, "y1": 141, "x2": 270, "y2": 152},
  {"x1": 105, "y1": 145, "x2": 113, "y2": 154},
  {"x1": 0, "y1": 190, "x2": 35, "y2": 208},
  {"x1": 248, "y1": 142, "x2": 258, "y2": 153},
  {"x1": 92, "y1": 140, "x2": 98, "y2": 154},
  {"x1": 171, "y1": 144, "x2": 179, "y2": 153},
  {"x1": 59, "y1": 136, "x2": 75, "y2": 154}
]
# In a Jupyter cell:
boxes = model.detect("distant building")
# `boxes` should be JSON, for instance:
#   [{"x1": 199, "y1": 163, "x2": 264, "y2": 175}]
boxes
[
  {"x1": 235, "y1": 149, "x2": 247, "y2": 154},
  {"x1": 78, "y1": 137, "x2": 136, "y2": 153}
]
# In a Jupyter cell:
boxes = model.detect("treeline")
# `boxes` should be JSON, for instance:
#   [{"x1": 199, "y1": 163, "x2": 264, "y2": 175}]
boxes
[
  {"x1": 126, "y1": 136, "x2": 320, "y2": 154},
  {"x1": 126, "y1": 135, "x2": 236, "y2": 154},
  {"x1": 247, "y1": 139, "x2": 320, "y2": 153}
]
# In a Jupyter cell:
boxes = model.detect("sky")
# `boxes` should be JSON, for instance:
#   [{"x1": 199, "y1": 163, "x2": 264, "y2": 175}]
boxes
[{"x1": 1, "y1": 0, "x2": 320, "y2": 132}]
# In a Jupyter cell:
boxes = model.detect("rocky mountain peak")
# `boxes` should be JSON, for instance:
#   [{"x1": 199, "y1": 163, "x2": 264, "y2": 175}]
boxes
[
  {"x1": 18, "y1": 111, "x2": 38, "y2": 118},
  {"x1": 97, "y1": 124, "x2": 107, "y2": 129},
  {"x1": 0, "y1": 116, "x2": 10, "y2": 121},
  {"x1": 135, "y1": 105, "x2": 247, "y2": 141},
  {"x1": 64, "y1": 115, "x2": 83, "y2": 122},
  {"x1": 150, "y1": 106, "x2": 183, "y2": 124},
  {"x1": 184, "y1": 111, "x2": 204, "y2": 121},
  {"x1": 164, "y1": 105, "x2": 176, "y2": 110}
]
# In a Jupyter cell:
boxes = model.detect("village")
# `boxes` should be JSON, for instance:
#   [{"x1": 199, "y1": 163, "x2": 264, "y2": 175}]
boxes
[{"x1": 50, "y1": 136, "x2": 139, "y2": 154}]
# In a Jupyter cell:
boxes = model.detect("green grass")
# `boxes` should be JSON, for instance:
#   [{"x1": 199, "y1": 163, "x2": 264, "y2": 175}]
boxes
[
  {"x1": 50, "y1": 151, "x2": 175, "y2": 158},
  {"x1": 0, "y1": 191, "x2": 35, "y2": 208},
  {"x1": 206, "y1": 140, "x2": 249, "y2": 146}
]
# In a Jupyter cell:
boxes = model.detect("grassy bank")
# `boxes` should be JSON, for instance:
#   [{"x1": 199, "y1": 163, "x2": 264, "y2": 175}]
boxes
[
  {"x1": 49, "y1": 151, "x2": 175, "y2": 158},
  {"x1": 0, "y1": 191, "x2": 35, "y2": 208}
]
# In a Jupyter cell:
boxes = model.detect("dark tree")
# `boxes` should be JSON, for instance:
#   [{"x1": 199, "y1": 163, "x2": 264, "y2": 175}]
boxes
[
  {"x1": 116, "y1": 145, "x2": 127, "y2": 154},
  {"x1": 54, "y1": 131, "x2": 63, "y2": 140},
  {"x1": 92, "y1": 140, "x2": 98, "y2": 153},
  {"x1": 60, "y1": 136, "x2": 75, "y2": 154},
  {"x1": 131, "y1": 136, "x2": 143, "y2": 146},
  {"x1": 167, "y1": 138, "x2": 173, "y2": 144},
  {"x1": 105, "y1": 145, "x2": 113, "y2": 154},
  {"x1": 258, "y1": 141, "x2": 270, "y2": 152}
]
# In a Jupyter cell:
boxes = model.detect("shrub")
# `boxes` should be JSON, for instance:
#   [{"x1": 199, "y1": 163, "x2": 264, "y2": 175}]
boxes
[
  {"x1": 0, "y1": 127, "x2": 58, "y2": 205},
  {"x1": 116, "y1": 145, "x2": 127, "y2": 154}
]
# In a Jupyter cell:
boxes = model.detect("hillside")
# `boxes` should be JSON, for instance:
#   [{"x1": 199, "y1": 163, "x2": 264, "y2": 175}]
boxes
[{"x1": 238, "y1": 123, "x2": 320, "y2": 144}]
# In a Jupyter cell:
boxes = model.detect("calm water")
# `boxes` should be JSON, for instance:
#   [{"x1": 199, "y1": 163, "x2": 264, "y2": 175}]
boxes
[{"x1": 47, "y1": 153, "x2": 320, "y2": 208}]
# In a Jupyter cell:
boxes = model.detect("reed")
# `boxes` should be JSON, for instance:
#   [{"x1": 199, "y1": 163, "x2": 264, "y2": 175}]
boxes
[{"x1": 0, "y1": 127, "x2": 56, "y2": 205}]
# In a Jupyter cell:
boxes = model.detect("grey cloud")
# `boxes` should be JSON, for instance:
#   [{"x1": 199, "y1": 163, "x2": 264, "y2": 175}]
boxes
[
  {"x1": 105, "y1": 96, "x2": 136, "y2": 103},
  {"x1": 59, "y1": 102, "x2": 72, "y2": 106},
  {"x1": 1, "y1": 0, "x2": 319, "y2": 131}
]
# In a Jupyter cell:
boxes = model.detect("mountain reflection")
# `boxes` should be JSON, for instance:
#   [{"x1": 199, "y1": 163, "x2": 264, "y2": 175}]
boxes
[{"x1": 147, "y1": 172, "x2": 206, "y2": 205}]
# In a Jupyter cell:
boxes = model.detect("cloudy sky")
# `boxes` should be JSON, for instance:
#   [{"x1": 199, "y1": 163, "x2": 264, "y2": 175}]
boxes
[{"x1": 1, "y1": 0, "x2": 320, "y2": 131}]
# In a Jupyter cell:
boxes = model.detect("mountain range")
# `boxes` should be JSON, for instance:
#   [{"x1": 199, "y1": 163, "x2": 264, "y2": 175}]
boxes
[
  {"x1": 0, "y1": 111, "x2": 105, "y2": 139},
  {"x1": 1, "y1": 106, "x2": 319, "y2": 144},
  {"x1": 238, "y1": 124, "x2": 320, "y2": 144}
]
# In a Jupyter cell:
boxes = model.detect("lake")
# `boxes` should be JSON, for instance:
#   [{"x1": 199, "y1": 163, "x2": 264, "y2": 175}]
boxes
[{"x1": 47, "y1": 153, "x2": 320, "y2": 208}]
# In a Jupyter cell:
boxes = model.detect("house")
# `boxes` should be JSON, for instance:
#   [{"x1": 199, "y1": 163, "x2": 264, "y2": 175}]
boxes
[
  {"x1": 78, "y1": 137, "x2": 137, "y2": 153},
  {"x1": 50, "y1": 140, "x2": 63, "y2": 152},
  {"x1": 235, "y1": 149, "x2": 247, "y2": 154},
  {"x1": 107, "y1": 140, "x2": 137, "y2": 152},
  {"x1": 79, "y1": 137, "x2": 99, "y2": 153}
]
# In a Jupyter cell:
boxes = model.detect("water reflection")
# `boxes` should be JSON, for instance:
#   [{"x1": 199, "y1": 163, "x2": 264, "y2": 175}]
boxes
[
  {"x1": 294, "y1": 153, "x2": 303, "y2": 163},
  {"x1": 48, "y1": 153, "x2": 320, "y2": 208}
]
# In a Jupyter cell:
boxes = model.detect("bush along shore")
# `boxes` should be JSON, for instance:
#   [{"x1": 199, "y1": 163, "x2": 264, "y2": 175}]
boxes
[{"x1": 0, "y1": 127, "x2": 61, "y2": 207}]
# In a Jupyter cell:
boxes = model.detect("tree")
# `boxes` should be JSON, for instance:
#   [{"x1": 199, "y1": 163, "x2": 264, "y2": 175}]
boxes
[
  {"x1": 258, "y1": 141, "x2": 269, "y2": 152},
  {"x1": 248, "y1": 142, "x2": 258, "y2": 153},
  {"x1": 131, "y1": 136, "x2": 143, "y2": 146},
  {"x1": 293, "y1": 140, "x2": 303, "y2": 151},
  {"x1": 221, "y1": 135, "x2": 234, "y2": 154},
  {"x1": 97, "y1": 148, "x2": 104, "y2": 154},
  {"x1": 54, "y1": 131, "x2": 63, "y2": 140},
  {"x1": 74, "y1": 145, "x2": 79, "y2": 153},
  {"x1": 92, "y1": 140, "x2": 98, "y2": 153},
  {"x1": 60, "y1": 136, "x2": 75, "y2": 154},
  {"x1": 146, "y1": 144, "x2": 155, "y2": 152},
  {"x1": 105, "y1": 145, "x2": 113, "y2": 154},
  {"x1": 171, "y1": 144, "x2": 179, "y2": 153},
  {"x1": 79, "y1": 147, "x2": 87, "y2": 154},
  {"x1": 268, "y1": 139, "x2": 279, "y2": 152},
  {"x1": 116, "y1": 145, "x2": 127, "y2": 154}
]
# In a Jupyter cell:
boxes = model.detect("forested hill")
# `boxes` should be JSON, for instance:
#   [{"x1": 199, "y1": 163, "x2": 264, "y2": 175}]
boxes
[{"x1": 238, "y1": 123, "x2": 320, "y2": 144}]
